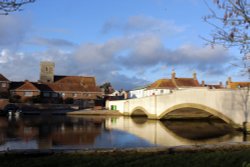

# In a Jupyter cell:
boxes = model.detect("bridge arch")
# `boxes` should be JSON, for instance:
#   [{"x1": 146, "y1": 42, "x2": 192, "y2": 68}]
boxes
[
  {"x1": 131, "y1": 106, "x2": 149, "y2": 117},
  {"x1": 158, "y1": 103, "x2": 237, "y2": 126}
]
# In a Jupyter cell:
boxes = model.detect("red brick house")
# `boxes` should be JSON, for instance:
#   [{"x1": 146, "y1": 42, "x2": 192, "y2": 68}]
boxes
[
  {"x1": 10, "y1": 81, "x2": 40, "y2": 102},
  {"x1": 9, "y1": 61, "x2": 102, "y2": 105},
  {"x1": 10, "y1": 77, "x2": 102, "y2": 103},
  {"x1": 0, "y1": 74, "x2": 10, "y2": 98}
]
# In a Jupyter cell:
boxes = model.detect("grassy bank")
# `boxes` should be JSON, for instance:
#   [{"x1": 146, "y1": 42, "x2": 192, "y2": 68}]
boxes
[{"x1": 1, "y1": 148, "x2": 250, "y2": 167}]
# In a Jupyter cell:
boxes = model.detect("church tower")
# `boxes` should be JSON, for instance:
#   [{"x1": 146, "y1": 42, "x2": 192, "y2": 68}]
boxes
[{"x1": 40, "y1": 61, "x2": 55, "y2": 83}]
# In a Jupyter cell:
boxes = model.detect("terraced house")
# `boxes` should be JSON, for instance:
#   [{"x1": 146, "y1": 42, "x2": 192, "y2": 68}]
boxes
[
  {"x1": 129, "y1": 71, "x2": 202, "y2": 98},
  {"x1": 9, "y1": 61, "x2": 102, "y2": 105},
  {"x1": 0, "y1": 74, "x2": 10, "y2": 98}
]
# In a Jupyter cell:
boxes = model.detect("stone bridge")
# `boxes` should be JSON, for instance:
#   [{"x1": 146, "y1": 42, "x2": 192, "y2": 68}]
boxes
[{"x1": 106, "y1": 88, "x2": 250, "y2": 128}]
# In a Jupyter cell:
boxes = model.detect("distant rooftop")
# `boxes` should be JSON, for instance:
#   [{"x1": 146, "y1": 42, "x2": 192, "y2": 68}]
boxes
[{"x1": 0, "y1": 74, "x2": 9, "y2": 82}]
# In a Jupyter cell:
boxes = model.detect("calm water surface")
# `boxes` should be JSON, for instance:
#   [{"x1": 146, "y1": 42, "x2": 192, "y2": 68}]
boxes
[{"x1": 0, "y1": 115, "x2": 244, "y2": 151}]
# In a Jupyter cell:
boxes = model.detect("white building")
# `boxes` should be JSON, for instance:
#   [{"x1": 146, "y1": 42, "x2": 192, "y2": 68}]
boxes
[
  {"x1": 129, "y1": 85, "x2": 148, "y2": 99},
  {"x1": 129, "y1": 71, "x2": 201, "y2": 99}
]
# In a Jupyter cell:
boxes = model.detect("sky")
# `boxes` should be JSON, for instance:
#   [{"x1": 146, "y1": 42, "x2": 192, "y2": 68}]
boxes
[{"x1": 0, "y1": 0, "x2": 249, "y2": 90}]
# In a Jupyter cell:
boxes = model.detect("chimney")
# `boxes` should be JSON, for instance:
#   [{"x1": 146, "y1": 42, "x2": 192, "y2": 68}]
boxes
[
  {"x1": 193, "y1": 72, "x2": 197, "y2": 80},
  {"x1": 171, "y1": 70, "x2": 176, "y2": 80},
  {"x1": 201, "y1": 80, "x2": 205, "y2": 87},
  {"x1": 227, "y1": 77, "x2": 232, "y2": 88}
]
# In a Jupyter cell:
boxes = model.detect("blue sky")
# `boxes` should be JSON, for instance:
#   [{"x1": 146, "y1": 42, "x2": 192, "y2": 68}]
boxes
[{"x1": 0, "y1": 0, "x2": 248, "y2": 89}]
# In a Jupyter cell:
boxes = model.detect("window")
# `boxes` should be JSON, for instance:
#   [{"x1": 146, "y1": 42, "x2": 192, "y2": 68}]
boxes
[
  {"x1": 24, "y1": 91, "x2": 33, "y2": 97},
  {"x1": 73, "y1": 93, "x2": 77, "y2": 97},
  {"x1": 59, "y1": 93, "x2": 65, "y2": 97},
  {"x1": 43, "y1": 92, "x2": 50, "y2": 97},
  {"x1": 52, "y1": 93, "x2": 58, "y2": 97},
  {"x1": 160, "y1": 90, "x2": 164, "y2": 94},
  {"x1": 1, "y1": 83, "x2": 7, "y2": 88}
]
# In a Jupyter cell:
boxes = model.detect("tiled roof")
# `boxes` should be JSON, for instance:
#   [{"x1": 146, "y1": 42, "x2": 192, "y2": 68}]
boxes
[
  {"x1": 131, "y1": 84, "x2": 151, "y2": 91},
  {"x1": 147, "y1": 79, "x2": 176, "y2": 89},
  {"x1": 15, "y1": 81, "x2": 40, "y2": 91},
  {"x1": 10, "y1": 75, "x2": 102, "y2": 93},
  {"x1": 229, "y1": 82, "x2": 250, "y2": 89},
  {"x1": 53, "y1": 75, "x2": 101, "y2": 92},
  {"x1": 0, "y1": 74, "x2": 9, "y2": 82},
  {"x1": 174, "y1": 78, "x2": 200, "y2": 87},
  {"x1": 54, "y1": 75, "x2": 95, "y2": 84}
]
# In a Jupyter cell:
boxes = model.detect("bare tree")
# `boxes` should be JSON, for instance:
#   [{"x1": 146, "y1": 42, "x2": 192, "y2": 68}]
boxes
[
  {"x1": 0, "y1": 0, "x2": 35, "y2": 15},
  {"x1": 203, "y1": 0, "x2": 250, "y2": 77}
]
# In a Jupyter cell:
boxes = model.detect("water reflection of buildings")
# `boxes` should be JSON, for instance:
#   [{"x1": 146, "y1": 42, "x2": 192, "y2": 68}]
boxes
[
  {"x1": 0, "y1": 115, "x2": 246, "y2": 150},
  {"x1": 105, "y1": 117, "x2": 244, "y2": 147},
  {"x1": 0, "y1": 116, "x2": 103, "y2": 149}
]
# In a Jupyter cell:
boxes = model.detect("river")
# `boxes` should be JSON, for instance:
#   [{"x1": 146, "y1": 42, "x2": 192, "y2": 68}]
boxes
[{"x1": 0, "y1": 114, "x2": 244, "y2": 151}]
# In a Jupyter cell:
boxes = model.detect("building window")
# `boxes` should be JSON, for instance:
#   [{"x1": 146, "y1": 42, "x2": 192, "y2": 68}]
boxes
[
  {"x1": 72, "y1": 93, "x2": 78, "y2": 97},
  {"x1": 43, "y1": 92, "x2": 50, "y2": 97},
  {"x1": 1, "y1": 83, "x2": 7, "y2": 88},
  {"x1": 61, "y1": 93, "x2": 65, "y2": 97},
  {"x1": 24, "y1": 91, "x2": 33, "y2": 97},
  {"x1": 160, "y1": 90, "x2": 164, "y2": 94},
  {"x1": 52, "y1": 93, "x2": 58, "y2": 97}
]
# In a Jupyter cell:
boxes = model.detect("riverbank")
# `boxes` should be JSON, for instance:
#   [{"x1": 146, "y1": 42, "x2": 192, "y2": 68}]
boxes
[
  {"x1": 19, "y1": 109, "x2": 122, "y2": 116},
  {"x1": 1, "y1": 142, "x2": 250, "y2": 167},
  {"x1": 67, "y1": 109, "x2": 122, "y2": 116}
]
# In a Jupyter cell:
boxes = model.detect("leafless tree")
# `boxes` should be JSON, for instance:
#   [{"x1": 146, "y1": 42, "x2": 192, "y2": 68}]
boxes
[
  {"x1": 0, "y1": 0, "x2": 35, "y2": 15},
  {"x1": 203, "y1": 0, "x2": 250, "y2": 77}
]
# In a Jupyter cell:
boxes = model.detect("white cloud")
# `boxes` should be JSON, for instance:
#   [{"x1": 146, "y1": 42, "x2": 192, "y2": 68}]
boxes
[
  {"x1": 102, "y1": 15, "x2": 185, "y2": 37},
  {"x1": 28, "y1": 37, "x2": 76, "y2": 48},
  {"x1": 0, "y1": 49, "x2": 11, "y2": 63},
  {"x1": 0, "y1": 14, "x2": 235, "y2": 89}
]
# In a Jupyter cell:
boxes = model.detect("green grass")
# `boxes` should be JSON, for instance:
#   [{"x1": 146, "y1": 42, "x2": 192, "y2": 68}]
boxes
[{"x1": 1, "y1": 150, "x2": 250, "y2": 167}]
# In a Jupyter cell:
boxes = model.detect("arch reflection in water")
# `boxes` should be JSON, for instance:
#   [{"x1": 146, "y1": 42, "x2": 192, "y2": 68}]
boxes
[{"x1": 105, "y1": 116, "x2": 243, "y2": 147}]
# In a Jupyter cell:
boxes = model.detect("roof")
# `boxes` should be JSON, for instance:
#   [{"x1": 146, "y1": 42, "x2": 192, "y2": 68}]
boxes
[
  {"x1": 229, "y1": 82, "x2": 250, "y2": 89},
  {"x1": 174, "y1": 78, "x2": 200, "y2": 87},
  {"x1": 0, "y1": 74, "x2": 9, "y2": 82},
  {"x1": 53, "y1": 75, "x2": 101, "y2": 92},
  {"x1": 131, "y1": 84, "x2": 150, "y2": 91},
  {"x1": 147, "y1": 79, "x2": 176, "y2": 89},
  {"x1": 54, "y1": 75, "x2": 95, "y2": 84},
  {"x1": 10, "y1": 75, "x2": 102, "y2": 93},
  {"x1": 14, "y1": 81, "x2": 40, "y2": 91}
]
